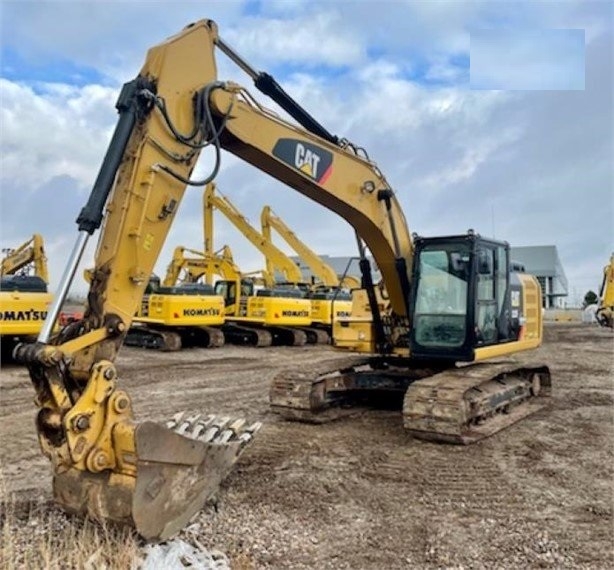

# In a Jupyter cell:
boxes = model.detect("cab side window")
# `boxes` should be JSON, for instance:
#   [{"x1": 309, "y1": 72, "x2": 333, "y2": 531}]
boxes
[{"x1": 476, "y1": 248, "x2": 497, "y2": 343}]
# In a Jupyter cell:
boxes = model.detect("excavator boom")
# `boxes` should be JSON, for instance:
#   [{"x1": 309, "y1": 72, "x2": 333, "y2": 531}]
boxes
[
  {"x1": 204, "y1": 183, "x2": 306, "y2": 285},
  {"x1": 261, "y1": 205, "x2": 340, "y2": 287},
  {"x1": 1, "y1": 233, "x2": 49, "y2": 282}
]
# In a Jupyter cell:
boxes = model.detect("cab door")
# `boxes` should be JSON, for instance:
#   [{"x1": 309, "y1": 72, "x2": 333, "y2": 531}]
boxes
[{"x1": 475, "y1": 243, "x2": 511, "y2": 345}]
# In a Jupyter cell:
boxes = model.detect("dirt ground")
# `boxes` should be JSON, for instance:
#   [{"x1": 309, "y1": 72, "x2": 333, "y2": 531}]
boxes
[{"x1": 0, "y1": 323, "x2": 612, "y2": 569}]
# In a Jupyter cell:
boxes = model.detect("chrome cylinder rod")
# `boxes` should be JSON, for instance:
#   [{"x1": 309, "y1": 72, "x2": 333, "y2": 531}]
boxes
[
  {"x1": 38, "y1": 231, "x2": 89, "y2": 343},
  {"x1": 215, "y1": 36, "x2": 259, "y2": 80}
]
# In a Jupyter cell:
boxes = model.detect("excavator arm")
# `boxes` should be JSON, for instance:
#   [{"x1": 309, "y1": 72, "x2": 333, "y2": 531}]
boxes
[
  {"x1": 261, "y1": 205, "x2": 339, "y2": 287},
  {"x1": 204, "y1": 182, "x2": 307, "y2": 285},
  {"x1": 163, "y1": 245, "x2": 244, "y2": 286},
  {"x1": 15, "y1": 21, "x2": 261, "y2": 541},
  {"x1": 1, "y1": 233, "x2": 49, "y2": 282}
]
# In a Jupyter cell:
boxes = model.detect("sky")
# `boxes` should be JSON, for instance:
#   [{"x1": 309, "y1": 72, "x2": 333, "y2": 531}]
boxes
[{"x1": 0, "y1": 0, "x2": 612, "y2": 306}]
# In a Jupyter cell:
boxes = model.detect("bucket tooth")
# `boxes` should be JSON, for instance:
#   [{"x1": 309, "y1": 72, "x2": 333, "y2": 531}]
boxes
[
  {"x1": 202, "y1": 426, "x2": 220, "y2": 442},
  {"x1": 211, "y1": 416, "x2": 231, "y2": 430},
  {"x1": 246, "y1": 421, "x2": 262, "y2": 433},
  {"x1": 216, "y1": 430, "x2": 234, "y2": 444},
  {"x1": 228, "y1": 418, "x2": 246, "y2": 433},
  {"x1": 166, "y1": 411, "x2": 186, "y2": 430},
  {"x1": 239, "y1": 422, "x2": 262, "y2": 443},
  {"x1": 190, "y1": 415, "x2": 216, "y2": 439}
]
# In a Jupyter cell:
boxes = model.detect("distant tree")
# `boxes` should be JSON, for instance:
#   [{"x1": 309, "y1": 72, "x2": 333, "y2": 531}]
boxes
[{"x1": 583, "y1": 290, "x2": 598, "y2": 308}]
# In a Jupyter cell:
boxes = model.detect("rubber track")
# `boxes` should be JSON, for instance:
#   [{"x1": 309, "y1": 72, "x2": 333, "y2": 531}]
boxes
[{"x1": 125, "y1": 326, "x2": 227, "y2": 351}]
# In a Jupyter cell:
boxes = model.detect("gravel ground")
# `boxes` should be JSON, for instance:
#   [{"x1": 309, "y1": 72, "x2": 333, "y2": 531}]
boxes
[{"x1": 0, "y1": 323, "x2": 612, "y2": 569}]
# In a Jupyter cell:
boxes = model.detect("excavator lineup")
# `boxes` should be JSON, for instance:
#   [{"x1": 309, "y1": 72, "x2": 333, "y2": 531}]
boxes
[
  {"x1": 204, "y1": 182, "x2": 329, "y2": 344},
  {"x1": 260, "y1": 205, "x2": 355, "y2": 331},
  {"x1": 164, "y1": 244, "x2": 311, "y2": 347},
  {"x1": 596, "y1": 254, "x2": 614, "y2": 328},
  {"x1": 0, "y1": 234, "x2": 53, "y2": 356},
  {"x1": 15, "y1": 20, "x2": 551, "y2": 540},
  {"x1": 260, "y1": 205, "x2": 359, "y2": 290}
]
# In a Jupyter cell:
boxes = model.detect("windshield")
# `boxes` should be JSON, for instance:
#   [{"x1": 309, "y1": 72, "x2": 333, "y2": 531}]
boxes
[{"x1": 413, "y1": 245, "x2": 470, "y2": 348}]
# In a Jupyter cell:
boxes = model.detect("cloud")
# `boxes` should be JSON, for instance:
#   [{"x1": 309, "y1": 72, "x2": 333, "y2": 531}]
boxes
[
  {"x1": 224, "y1": 12, "x2": 364, "y2": 68},
  {"x1": 470, "y1": 28, "x2": 585, "y2": 90},
  {"x1": 0, "y1": 2, "x2": 250, "y2": 83},
  {"x1": 0, "y1": 79, "x2": 117, "y2": 191}
]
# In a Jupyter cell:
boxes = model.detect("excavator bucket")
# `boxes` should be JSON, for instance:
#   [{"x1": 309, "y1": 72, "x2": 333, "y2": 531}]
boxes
[{"x1": 53, "y1": 414, "x2": 260, "y2": 541}]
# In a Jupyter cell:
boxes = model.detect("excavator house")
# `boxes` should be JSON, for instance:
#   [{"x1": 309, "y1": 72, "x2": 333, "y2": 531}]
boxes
[
  {"x1": 15, "y1": 19, "x2": 551, "y2": 540},
  {"x1": 0, "y1": 234, "x2": 53, "y2": 356}
]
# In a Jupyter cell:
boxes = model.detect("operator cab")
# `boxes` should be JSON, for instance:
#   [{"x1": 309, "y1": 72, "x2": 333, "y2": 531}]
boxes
[
  {"x1": 214, "y1": 279, "x2": 256, "y2": 307},
  {"x1": 0, "y1": 274, "x2": 48, "y2": 293},
  {"x1": 408, "y1": 232, "x2": 523, "y2": 362}
]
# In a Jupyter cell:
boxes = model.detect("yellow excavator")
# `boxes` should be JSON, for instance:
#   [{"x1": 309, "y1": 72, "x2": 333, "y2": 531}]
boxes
[
  {"x1": 260, "y1": 205, "x2": 354, "y2": 330},
  {"x1": 204, "y1": 182, "x2": 328, "y2": 343},
  {"x1": 164, "y1": 245, "x2": 309, "y2": 346},
  {"x1": 125, "y1": 274, "x2": 226, "y2": 350},
  {"x1": 260, "y1": 205, "x2": 359, "y2": 289},
  {"x1": 204, "y1": 183, "x2": 306, "y2": 287},
  {"x1": 1, "y1": 234, "x2": 53, "y2": 356},
  {"x1": 165, "y1": 242, "x2": 265, "y2": 287},
  {"x1": 596, "y1": 254, "x2": 614, "y2": 328},
  {"x1": 1, "y1": 233, "x2": 50, "y2": 282},
  {"x1": 15, "y1": 19, "x2": 550, "y2": 540}
]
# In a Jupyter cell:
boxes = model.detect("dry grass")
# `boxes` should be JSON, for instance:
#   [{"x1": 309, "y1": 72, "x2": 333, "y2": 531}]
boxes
[{"x1": 0, "y1": 474, "x2": 142, "y2": 570}]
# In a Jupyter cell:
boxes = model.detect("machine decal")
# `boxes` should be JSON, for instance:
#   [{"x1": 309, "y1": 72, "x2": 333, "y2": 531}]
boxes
[
  {"x1": 182, "y1": 307, "x2": 221, "y2": 317},
  {"x1": 281, "y1": 309, "x2": 310, "y2": 317},
  {"x1": 0, "y1": 310, "x2": 48, "y2": 321},
  {"x1": 272, "y1": 138, "x2": 333, "y2": 184}
]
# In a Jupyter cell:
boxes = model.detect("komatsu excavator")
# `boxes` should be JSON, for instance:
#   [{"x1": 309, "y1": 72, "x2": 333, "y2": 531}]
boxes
[
  {"x1": 261, "y1": 205, "x2": 354, "y2": 330},
  {"x1": 1, "y1": 233, "x2": 49, "y2": 281},
  {"x1": 260, "y1": 205, "x2": 359, "y2": 289},
  {"x1": 125, "y1": 275, "x2": 226, "y2": 350},
  {"x1": 204, "y1": 182, "x2": 306, "y2": 287},
  {"x1": 15, "y1": 19, "x2": 550, "y2": 540},
  {"x1": 596, "y1": 254, "x2": 614, "y2": 328},
  {"x1": 164, "y1": 245, "x2": 309, "y2": 346},
  {"x1": 1, "y1": 234, "x2": 53, "y2": 355},
  {"x1": 204, "y1": 182, "x2": 328, "y2": 343}
]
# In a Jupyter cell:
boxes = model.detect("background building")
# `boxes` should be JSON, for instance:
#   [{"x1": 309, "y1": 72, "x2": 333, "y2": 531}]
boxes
[{"x1": 511, "y1": 246, "x2": 568, "y2": 308}]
